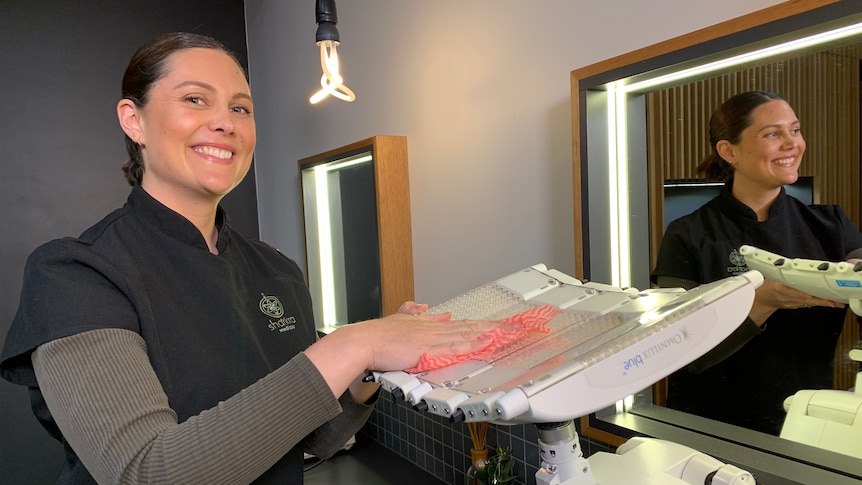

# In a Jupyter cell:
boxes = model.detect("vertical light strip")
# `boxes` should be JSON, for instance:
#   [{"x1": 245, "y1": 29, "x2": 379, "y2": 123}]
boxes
[
  {"x1": 313, "y1": 165, "x2": 337, "y2": 325},
  {"x1": 606, "y1": 82, "x2": 631, "y2": 288},
  {"x1": 614, "y1": 394, "x2": 636, "y2": 413},
  {"x1": 606, "y1": 83, "x2": 620, "y2": 287},
  {"x1": 615, "y1": 86, "x2": 631, "y2": 288},
  {"x1": 311, "y1": 154, "x2": 372, "y2": 327}
]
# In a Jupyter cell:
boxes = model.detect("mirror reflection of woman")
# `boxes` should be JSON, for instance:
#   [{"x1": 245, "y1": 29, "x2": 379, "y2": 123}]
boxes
[
  {"x1": 0, "y1": 32, "x2": 506, "y2": 483},
  {"x1": 652, "y1": 90, "x2": 862, "y2": 435}
]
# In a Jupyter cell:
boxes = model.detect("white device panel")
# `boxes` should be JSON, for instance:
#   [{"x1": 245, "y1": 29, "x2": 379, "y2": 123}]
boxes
[{"x1": 377, "y1": 265, "x2": 761, "y2": 424}]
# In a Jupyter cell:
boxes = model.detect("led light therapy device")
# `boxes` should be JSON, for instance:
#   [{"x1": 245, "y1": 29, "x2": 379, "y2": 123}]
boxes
[{"x1": 372, "y1": 265, "x2": 762, "y2": 484}]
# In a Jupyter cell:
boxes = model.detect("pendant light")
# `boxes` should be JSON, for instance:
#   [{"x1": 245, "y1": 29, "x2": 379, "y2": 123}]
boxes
[{"x1": 309, "y1": 0, "x2": 355, "y2": 104}]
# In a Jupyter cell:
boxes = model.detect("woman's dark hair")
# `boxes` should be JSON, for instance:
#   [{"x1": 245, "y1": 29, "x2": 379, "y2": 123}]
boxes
[
  {"x1": 120, "y1": 32, "x2": 245, "y2": 186},
  {"x1": 696, "y1": 90, "x2": 785, "y2": 181}
]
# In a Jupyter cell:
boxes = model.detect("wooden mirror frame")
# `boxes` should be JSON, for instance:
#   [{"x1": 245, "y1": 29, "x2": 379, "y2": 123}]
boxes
[
  {"x1": 298, "y1": 136, "x2": 414, "y2": 323},
  {"x1": 570, "y1": 0, "x2": 862, "y2": 482}
]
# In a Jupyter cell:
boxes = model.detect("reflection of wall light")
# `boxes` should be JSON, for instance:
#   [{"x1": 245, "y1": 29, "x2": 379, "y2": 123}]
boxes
[
  {"x1": 624, "y1": 22, "x2": 862, "y2": 94},
  {"x1": 313, "y1": 154, "x2": 373, "y2": 326},
  {"x1": 605, "y1": 22, "x2": 862, "y2": 289},
  {"x1": 614, "y1": 394, "x2": 635, "y2": 413}
]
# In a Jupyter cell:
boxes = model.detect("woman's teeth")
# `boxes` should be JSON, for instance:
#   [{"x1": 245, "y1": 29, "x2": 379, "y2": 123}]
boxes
[{"x1": 194, "y1": 146, "x2": 233, "y2": 159}]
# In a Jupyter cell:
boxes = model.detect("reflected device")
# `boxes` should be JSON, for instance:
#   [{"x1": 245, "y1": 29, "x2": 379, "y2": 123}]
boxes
[
  {"x1": 373, "y1": 264, "x2": 762, "y2": 484},
  {"x1": 739, "y1": 244, "x2": 862, "y2": 315}
]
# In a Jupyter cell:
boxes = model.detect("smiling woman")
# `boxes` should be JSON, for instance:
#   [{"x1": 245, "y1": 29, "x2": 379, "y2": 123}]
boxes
[
  {"x1": 0, "y1": 32, "x2": 506, "y2": 484},
  {"x1": 652, "y1": 90, "x2": 862, "y2": 436},
  {"x1": 697, "y1": 92, "x2": 806, "y2": 221},
  {"x1": 116, "y1": 45, "x2": 257, "y2": 256}
]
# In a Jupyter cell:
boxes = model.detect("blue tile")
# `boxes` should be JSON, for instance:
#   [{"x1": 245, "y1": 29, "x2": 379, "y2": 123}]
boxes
[
  {"x1": 434, "y1": 458, "x2": 445, "y2": 479},
  {"x1": 442, "y1": 426, "x2": 453, "y2": 447},
  {"x1": 443, "y1": 463, "x2": 455, "y2": 484},
  {"x1": 512, "y1": 436, "x2": 525, "y2": 458}
]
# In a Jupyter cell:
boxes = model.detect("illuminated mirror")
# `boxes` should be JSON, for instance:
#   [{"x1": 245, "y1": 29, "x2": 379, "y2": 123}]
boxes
[
  {"x1": 299, "y1": 136, "x2": 413, "y2": 332},
  {"x1": 571, "y1": 2, "x2": 862, "y2": 483}
]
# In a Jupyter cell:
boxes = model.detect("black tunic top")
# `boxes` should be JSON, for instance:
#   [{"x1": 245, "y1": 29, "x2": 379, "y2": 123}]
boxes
[
  {"x1": 652, "y1": 184, "x2": 862, "y2": 434},
  {"x1": 1, "y1": 186, "x2": 321, "y2": 482}
]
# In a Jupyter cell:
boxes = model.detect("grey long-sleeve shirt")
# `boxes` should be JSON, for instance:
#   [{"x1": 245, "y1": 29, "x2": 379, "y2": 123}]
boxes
[{"x1": 33, "y1": 327, "x2": 373, "y2": 484}]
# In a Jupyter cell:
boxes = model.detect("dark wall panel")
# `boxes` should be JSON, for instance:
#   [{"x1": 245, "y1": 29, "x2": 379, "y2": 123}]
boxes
[{"x1": 0, "y1": 1, "x2": 256, "y2": 481}]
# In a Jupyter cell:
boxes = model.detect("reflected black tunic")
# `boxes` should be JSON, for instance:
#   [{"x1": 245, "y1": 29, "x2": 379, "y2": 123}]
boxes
[{"x1": 652, "y1": 184, "x2": 862, "y2": 435}]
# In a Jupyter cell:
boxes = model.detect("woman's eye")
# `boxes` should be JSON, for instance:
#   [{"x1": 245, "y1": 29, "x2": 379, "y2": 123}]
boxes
[
  {"x1": 185, "y1": 96, "x2": 204, "y2": 105},
  {"x1": 231, "y1": 105, "x2": 252, "y2": 115}
]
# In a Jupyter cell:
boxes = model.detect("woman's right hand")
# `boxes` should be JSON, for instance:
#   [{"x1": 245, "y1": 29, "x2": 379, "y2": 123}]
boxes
[
  {"x1": 347, "y1": 312, "x2": 509, "y2": 372},
  {"x1": 749, "y1": 278, "x2": 844, "y2": 325},
  {"x1": 304, "y1": 308, "x2": 514, "y2": 398}
]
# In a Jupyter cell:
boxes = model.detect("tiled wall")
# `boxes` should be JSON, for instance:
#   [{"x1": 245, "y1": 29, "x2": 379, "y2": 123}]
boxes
[{"x1": 360, "y1": 396, "x2": 614, "y2": 485}]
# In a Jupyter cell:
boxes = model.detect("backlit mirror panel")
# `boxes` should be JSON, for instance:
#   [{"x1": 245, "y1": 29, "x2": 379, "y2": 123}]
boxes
[
  {"x1": 572, "y1": 2, "x2": 862, "y2": 482},
  {"x1": 301, "y1": 151, "x2": 381, "y2": 328},
  {"x1": 298, "y1": 136, "x2": 414, "y2": 333}
]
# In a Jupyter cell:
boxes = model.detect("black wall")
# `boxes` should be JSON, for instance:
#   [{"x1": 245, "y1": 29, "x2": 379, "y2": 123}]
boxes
[{"x1": 0, "y1": 1, "x2": 258, "y2": 481}]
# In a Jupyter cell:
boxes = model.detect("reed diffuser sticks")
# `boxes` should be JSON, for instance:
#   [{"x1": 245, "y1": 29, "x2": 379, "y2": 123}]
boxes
[{"x1": 467, "y1": 421, "x2": 489, "y2": 466}]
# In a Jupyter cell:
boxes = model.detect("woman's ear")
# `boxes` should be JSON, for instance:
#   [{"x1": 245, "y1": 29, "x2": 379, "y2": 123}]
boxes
[
  {"x1": 715, "y1": 140, "x2": 736, "y2": 165},
  {"x1": 117, "y1": 99, "x2": 144, "y2": 145}
]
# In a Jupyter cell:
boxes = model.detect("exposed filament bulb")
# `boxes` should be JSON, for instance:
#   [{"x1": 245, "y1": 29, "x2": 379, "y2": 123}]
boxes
[{"x1": 310, "y1": 40, "x2": 355, "y2": 104}]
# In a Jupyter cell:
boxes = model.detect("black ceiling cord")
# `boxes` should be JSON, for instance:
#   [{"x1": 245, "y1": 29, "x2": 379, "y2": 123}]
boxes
[{"x1": 315, "y1": 0, "x2": 340, "y2": 44}]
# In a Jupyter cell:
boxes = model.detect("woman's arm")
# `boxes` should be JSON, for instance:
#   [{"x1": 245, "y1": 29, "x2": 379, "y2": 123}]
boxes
[
  {"x1": 33, "y1": 328, "x2": 342, "y2": 484},
  {"x1": 34, "y1": 315, "x2": 504, "y2": 482},
  {"x1": 302, "y1": 392, "x2": 375, "y2": 459}
]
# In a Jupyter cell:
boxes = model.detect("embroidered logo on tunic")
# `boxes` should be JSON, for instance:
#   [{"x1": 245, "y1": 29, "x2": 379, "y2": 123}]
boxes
[
  {"x1": 726, "y1": 249, "x2": 748, "y2": 275},
  {"x1": 259, "y1": 293, "x2": 284, "y2": 318},
  {"x1": 259, "y1": 293, "x2": 296, "y2": 332}
]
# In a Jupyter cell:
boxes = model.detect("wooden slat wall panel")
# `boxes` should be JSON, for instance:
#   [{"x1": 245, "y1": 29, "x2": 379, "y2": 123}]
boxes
[{"x1": 647, "y1": 45, "x2": 861, "y2": 389}]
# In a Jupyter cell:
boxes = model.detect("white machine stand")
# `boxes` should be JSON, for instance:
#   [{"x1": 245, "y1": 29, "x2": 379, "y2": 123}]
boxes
[
  {"x1": 779, "y1": 349, "x2": 862, "y2": 459},
  {"x1": 587, "y1": 433, "x2": 754, "y2": 485}
]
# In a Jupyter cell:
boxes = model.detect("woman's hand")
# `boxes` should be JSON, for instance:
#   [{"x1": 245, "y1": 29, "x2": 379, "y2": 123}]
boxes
[
  {"x1": 348, "y1": 309, "x2": 506, "y2": 372},
  {"x1": 304, "y1": 301, "x2": 509, "y2": 399},
  {"x1": 749, "y1": 278, "x2": 844, "y2": 325}
]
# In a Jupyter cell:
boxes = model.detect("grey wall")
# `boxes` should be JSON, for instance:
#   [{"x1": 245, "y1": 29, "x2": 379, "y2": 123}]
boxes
[
  {"x1": 245, "y1": 0, "x2": 785, "y2": 306},
  {"x1": 0, "y1": 1, "x2": 256, "y2": 481}
]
